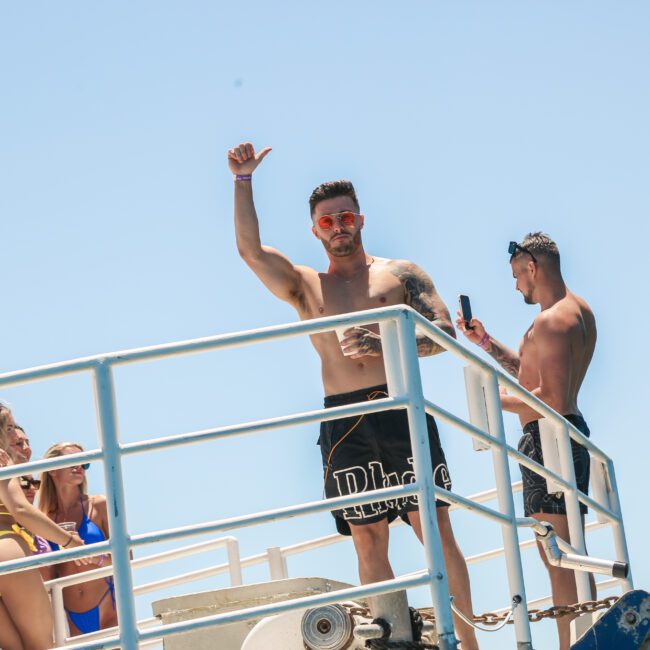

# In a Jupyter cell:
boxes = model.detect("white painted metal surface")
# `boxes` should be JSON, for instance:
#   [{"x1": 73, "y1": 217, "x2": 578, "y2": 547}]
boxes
[{"x1": 0, "y1": 305, "x2": 633, "y2": 649}]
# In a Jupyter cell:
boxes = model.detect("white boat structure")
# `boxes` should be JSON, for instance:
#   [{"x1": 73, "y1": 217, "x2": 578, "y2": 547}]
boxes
[{"x1": 0, "y1": 306, "x2": 639, "y2": 649}]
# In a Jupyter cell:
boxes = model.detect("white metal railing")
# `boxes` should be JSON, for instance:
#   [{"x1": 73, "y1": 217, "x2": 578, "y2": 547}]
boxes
[
  {"x1": 45, "y1": 536, "x2": 242, "y2": 645},
  {"x1": 0, "y1": 305, "x2": 633, "y2": 650}
]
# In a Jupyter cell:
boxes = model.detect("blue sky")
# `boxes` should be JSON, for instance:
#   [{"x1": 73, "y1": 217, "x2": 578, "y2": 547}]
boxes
[{"x1": 1, "y1": 3, "x2": 649, "y2": 648}]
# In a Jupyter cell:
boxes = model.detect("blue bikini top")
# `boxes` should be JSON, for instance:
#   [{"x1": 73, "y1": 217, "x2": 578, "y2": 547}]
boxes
[{"x1": 50, "y1": 495, "x2": 106, "y2": 551}]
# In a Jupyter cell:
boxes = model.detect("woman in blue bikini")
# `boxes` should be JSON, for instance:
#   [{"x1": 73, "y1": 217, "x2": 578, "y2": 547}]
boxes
[
  {"x1": 0, "y1": 408, "x2": 87, "y2": 650},
  {"x1": 39, "y1": 441, "x2": 118, "y2": 637}
]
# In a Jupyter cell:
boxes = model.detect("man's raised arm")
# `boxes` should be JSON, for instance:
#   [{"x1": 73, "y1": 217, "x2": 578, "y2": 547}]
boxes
[
  {"x1": 456, "y1": 314, "x2": 520, "y2": 377},
  {"x1": 228, "y1": 142, "x2": 304, "y2": 305}
]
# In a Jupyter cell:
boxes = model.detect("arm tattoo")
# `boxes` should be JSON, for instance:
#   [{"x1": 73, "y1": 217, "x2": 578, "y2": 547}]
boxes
[
  {"x1": 390, "y1": 262, "x2": 453, "y2": 357},
  {"x1": 484, "y1": 339, "x2": 520, "y2": 377},
  {"x1": 359, "y1": 330, "x2": 382, "y2": 355}
]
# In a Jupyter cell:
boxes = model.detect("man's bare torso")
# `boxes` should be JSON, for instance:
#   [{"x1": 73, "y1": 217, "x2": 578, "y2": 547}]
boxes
[
  {"x1": 517, "y1": 290, "x2": 596, "y2": 426},
  {"x1": 291, "y1": 256, "x2": 407, "y2": 395}
]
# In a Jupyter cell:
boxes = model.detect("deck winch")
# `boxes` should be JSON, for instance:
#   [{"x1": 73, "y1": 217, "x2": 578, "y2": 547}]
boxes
[{"x1": 302, "y1": 604, "x2": 354, "y2": 650}]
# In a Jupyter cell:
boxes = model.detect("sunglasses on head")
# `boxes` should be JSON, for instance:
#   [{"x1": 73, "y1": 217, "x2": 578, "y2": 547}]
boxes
[
  {"x1": 508, "y1": 241, "x2": 537, "y2": 263},
  {"x1": 316, "y1": 211, "x2": 362, "y2": 230},
  {"x1": 19, "y1": 476, "x2": 41, "y2": 489}
]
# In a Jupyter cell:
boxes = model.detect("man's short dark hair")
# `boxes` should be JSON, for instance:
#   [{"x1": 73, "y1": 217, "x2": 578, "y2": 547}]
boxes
[
  {"x1": 514, "y1": 232, "x2": 561, "y2": 267},
  {"x1": 309, "y1": 180, "x2": 360, "y2": 216}
]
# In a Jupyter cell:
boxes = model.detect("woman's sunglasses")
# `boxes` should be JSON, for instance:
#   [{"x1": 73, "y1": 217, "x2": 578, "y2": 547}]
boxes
[
  {"x1": 19, "y1": 476, "x2": 41, "y2": 489},
  {"x1": 317, "y1": 211, "x2": 362, "y2": 230}
]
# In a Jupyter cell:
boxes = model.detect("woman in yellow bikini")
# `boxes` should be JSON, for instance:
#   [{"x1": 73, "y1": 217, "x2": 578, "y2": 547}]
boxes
[{"x1": 0, "y1": 406, "x2": 88, "y2": 650}]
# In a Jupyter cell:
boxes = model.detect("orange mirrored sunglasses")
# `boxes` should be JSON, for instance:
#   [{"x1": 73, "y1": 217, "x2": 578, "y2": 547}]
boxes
[{"x1": 317, "y1": 211, "x2": 362, "y2": 230}]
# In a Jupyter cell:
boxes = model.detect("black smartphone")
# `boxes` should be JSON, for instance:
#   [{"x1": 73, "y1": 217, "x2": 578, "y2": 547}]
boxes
[{"x1": 458, "y1": 294, "x2": 474, "y2": 329}]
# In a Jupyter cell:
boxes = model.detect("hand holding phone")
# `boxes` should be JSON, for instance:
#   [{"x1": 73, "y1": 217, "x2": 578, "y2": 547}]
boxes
[{"x1": 458, "y1": 295, "x2": 474, "y2": 330}]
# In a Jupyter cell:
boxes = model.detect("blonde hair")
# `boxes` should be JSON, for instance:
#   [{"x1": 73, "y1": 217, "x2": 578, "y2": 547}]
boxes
[
  {"x1": 38, "y1": 442, "x2": 88, "y2": 516},
  {"x1": 0, "y1": 405, "x2": 14, "y2": 458}
]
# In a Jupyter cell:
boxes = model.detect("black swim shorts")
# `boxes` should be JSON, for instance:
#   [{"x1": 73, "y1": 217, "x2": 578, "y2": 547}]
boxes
[
  {"x1": 518, "y1": 414, "x2": 591, "y2": 517},
  {"x1": 318, "y1": 384, "x2": 452, "y2": 536}
]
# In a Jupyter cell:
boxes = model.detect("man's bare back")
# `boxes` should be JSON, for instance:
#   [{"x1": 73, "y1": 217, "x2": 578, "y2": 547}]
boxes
[{"x1": 516, "y1": 291, "x2": 596, "y2": 426}]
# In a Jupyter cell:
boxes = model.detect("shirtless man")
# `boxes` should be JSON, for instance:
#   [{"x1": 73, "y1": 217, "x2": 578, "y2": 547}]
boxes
[
  {"x1": 457, "y1": 233, "x2": 596, "y2": 650},
  {"x1": 228, "y1": 142, "x2": 479, "y2": 649}
]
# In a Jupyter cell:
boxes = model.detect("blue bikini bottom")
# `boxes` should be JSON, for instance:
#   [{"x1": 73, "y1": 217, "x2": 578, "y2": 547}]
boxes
[{"x1": 66, "y1": 577, "x2": 115, "y2": 635}]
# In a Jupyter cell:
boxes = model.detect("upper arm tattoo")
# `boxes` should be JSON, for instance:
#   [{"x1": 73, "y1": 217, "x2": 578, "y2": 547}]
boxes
[{"x1": 389, "y1": 262, "x2": 454, "y2": 356}]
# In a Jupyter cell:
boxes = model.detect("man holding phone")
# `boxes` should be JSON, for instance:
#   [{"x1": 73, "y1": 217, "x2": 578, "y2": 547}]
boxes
[
  {"x1": 457, "y1": 232, "x2": 596, "y2": 650},
  {"x1": 228, "y1": 142, "x2": 479, "y2": 648}
]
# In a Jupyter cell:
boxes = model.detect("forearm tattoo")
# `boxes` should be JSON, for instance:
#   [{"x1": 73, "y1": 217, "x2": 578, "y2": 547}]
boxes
[
  {"x1": 359, "y1": 332, "x2": 382, "y2": 356},
  {"x1": 390, "y1": 262, "x2": 453, "y2": 357},
  {"x1": 484, "y1": 339, "x2": 520, "y2": 377}
]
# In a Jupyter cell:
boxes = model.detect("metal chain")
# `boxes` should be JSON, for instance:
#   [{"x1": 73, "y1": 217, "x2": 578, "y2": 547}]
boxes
[
  {"x1": 345, "y1": 594, "x2": 618, "y2": 629},
  {"x1": 418, "y1": 595, "x2": 619, "y2": 626}
]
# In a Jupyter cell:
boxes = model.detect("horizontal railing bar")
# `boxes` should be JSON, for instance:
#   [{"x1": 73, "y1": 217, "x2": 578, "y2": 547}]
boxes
[
  {"x1": 450, "y1": 482, "x2": 523, "y2": 507},
  {"x1": 129, "y1": 482, "x2": 421, "y2": 548},
  {"x1": 4, "y1": 459, "x2": 518, "y2": 578},
  {"x1": 63, "y1": 482, "x2": 538, "y2": 592},
  {"x1": 139, "y1": 481, "x2": 527, "y2": 571},
  {"x1": 0, "y1": 306, "x2": 411, "y2": 388},
  {"x1": 0, "y1": 306, "x2": 611, "y2": 466},
  {"x1": 5, "y1": 470, "x2": 526, "y2": 579},
  {"x1": 424, "y1": 398, "x2": 618, "y2": 522},
  {"x1": 63, "y1": 571, "x2": 433, "y2": 650},
  {"x1": 45, "y1": 536, "x2": 238, "y2": 590},
  {"x1": 280, "y1": 532, "x2": 346, "y2": 556},
  {"x1": 133, "y1": 561, "x2": 230, "y2": 596},
  {"x1": 0, "y1": 449, "x2": 103, "y2": 481},
  {"x1": 0, "y1": 357, "x2": 100, "y2": 388},
  {"x1": 510, "y1": 449, "x2": 619, "y2": 522},
  {"x1": 428, "y1": 486, "x2": 512, "y2": 525},
  {"x1": 412, "y1": 312, "x2": 611, "y2": 463},
  {"x1": 424, "y1": 400, "x2": 495, "y2": 447},
  {"x1": 138, "y1": 518, "x2": 610, "y2": 589},
  {"x1": 121, "y1": 396, "x2": 407, "y2": 456},
  {"x1": 61, "y1": 617, "x2": 160, "y2": 647},
  {"x1": 0, "y1": 540, "x2": 111, "y2": 576}
]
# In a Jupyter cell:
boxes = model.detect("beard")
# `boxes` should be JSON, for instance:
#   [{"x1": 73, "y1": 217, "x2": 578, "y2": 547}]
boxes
[
  {"x1": 522, "y1": 289, "x2": 535, "y2": 304},
  {"x1": 323, "y1": 230, "x2": 362, "y2": 257}
]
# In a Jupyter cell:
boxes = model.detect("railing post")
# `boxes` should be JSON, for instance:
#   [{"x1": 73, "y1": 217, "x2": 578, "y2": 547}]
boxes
[
  {"x1": 482, "y1": 370, "x2": 533, "y2": 649},
  {"x1": 379, "y1": 317, "x2": 406, "y2": 397},
  {"x1": 606, "y1": 459, "x2": 634, "y2": 591},
  {"x1": 93, "y1": 360, "x2": 139, "y2": 650},
  {"x1": 267, "y1": 546, "x2": 289, "y2": 580},
  {"x1": 463, "y1": 365, "x2": 491, "y2": 451},
  {"x1": 393, "y1": 311, "x2": 458, "y2": 650},
  {"x1": 555, "y1": 421, "x2": 591, "y2": 602},
  {"x1": 51, "y1": 584, "x2": 68, "y2": 646},
  {"x1": 227, "y1": 538, "x2": 244, "y2": 586}
]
